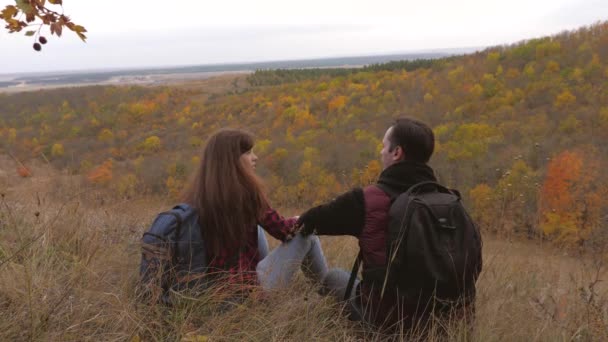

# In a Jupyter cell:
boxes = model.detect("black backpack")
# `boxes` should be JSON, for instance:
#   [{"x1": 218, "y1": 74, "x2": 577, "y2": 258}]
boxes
[
  {"x1": 139, "y1": 204, "x2": 211, "y2": 304},
  {"x1": 346, "y1": 181, "x2": 482, "y2": 316}
]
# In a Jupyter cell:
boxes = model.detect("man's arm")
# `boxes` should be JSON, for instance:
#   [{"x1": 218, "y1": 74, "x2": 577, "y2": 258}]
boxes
[{"x1": 296, "y1": 188, "x2": 365, "y2": 237}]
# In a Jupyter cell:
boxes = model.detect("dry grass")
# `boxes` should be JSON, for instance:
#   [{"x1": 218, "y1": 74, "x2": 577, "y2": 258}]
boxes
[{"x1": 0, "y1": 163, "x2": 606, "y2": 341}]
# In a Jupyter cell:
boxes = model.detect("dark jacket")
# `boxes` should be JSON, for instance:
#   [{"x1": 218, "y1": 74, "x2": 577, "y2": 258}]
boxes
[{"x1": 298, "y1": 160, "x2": 437, "y2": 327}]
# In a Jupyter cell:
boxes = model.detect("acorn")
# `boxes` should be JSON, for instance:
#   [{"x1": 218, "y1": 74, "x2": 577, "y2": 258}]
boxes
[
  {"x1": 33, "y1": 43, "x2": 41, "y2": 51},
  {"x1": 39, "y1": 36, "x2": 47, "y2": 44}
]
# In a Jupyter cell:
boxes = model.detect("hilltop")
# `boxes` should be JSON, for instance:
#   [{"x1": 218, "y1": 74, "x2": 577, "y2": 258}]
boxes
[
  {"x1": 0, "y1": 160, "x2": 605, "y2": 340},
  {"x1": 1, "y1": 20, "x2": 608, "y2": 340}
]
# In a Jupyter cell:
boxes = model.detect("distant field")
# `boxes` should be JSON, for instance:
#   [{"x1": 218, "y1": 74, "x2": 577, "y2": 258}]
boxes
[{"x1": 0, "y1": 71, "x2": 249, "y2": 94}]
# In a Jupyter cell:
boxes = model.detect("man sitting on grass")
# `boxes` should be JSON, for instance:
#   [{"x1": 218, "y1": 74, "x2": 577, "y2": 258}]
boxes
[{"x1": 296, "y1": 117, "x2": 483, "y2": 333}]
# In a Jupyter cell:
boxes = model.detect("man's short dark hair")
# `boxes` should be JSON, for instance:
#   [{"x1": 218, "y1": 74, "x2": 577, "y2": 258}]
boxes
[{"x1": 388, "y1": 117, "x2": 435, "y2": 163}]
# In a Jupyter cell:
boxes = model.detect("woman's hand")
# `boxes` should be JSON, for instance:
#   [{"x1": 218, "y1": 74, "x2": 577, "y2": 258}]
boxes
[{"x1": 285, "y1": 216, "x2": 300, "y2": 241}]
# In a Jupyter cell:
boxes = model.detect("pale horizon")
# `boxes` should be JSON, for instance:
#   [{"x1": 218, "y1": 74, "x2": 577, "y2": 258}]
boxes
[{"x1": 1, "y1": 0, "x2": 607, "y2": 74}]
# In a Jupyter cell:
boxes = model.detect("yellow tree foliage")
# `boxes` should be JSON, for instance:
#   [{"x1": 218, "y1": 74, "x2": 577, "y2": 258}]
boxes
[
  {"x1": 114, "y1": 174, "x2": 138, "y2": 198},
  {"x1": 141, "y1": 136, "x2": 161, "y2": 152},
  {"x1": 128, "y1": 101, "x2": 157, "y2": 120},
  {"x1": 51, "y1": 143, "x2": 64, "y2": 157},
  {"x1": 293, "y1": 108, "x2": 319, "y2": 129},
  {"x1": 80, "y1": 159, "x2": 93, "y2": 172},
  {"x1": 535, "y1": 40, "x2": 561, "y2": 59},
  {"x1": 328, "y1": 96, "x2": 347, "y2": 112},
  {"x1": 545, "y1": 60, "x2": 560, "y2": 73},
  {"x1": 486, "y1": 51, "x2": 500, "y2": 63},
  {"x1": 98, "y1": 128, "x2": 114, "y2": 142},
  {"x1": 189, "y1": 136, "x2": 203, "y2": 148},
  {"x1": 505, "y1": 67, "x2": 520, "y2": 79},
  {"x1": 255, "y1": 139, "x2": 272, "y2": 154},
  {"x1": 558, "y1": 114, "x2": 581, "y2": 134},
  {"x1": 599, "y1": 107, "x2": 608, "y2": 132},
  {"x1": 468, "y1": 183, "x2": 494, "y2": 231},
  {"x1": 587, "y1": 53, "x2": 601, "y2": 74},
  {"x1": 569, "y1": 67, "x2": 584, "y2": 83},
  {"x1": 554, "y1": 90, "x2": 576, "y2": 108},
  {"x1": 295, "y1": 160, "x2": 341, "y2": 206},
  {"x1": 495, "y1": 65, "x2": 503, "y2": 76},
  {"x1": 8, "y1": 128, "x2": 17, "y2": 143},
  {"x1": 423, "y1": 93, "x2": 433, "y2": 103},
  {"x1": 358, "y1": 160, "x2": 382, "y2": 185},
  {"x1": 523, "y1": 63, "x2": 535, "y2": 78},
  {"x1": 495, "y1": 160, "x2": 538, "y2": 235},
  {"x1": 447, "y1": 66, "x2": 463, "y2": 85},
  {"x1": 166, "y1": 176, "x2": 184, "y2": 199},
  {"x1": 444, "y1": 123, "x2": 502, "y2": 161},
  {"x1": 90, "y1": 117, "x2": 100, "y2": 127},
  {"x1": 469, "y1": 84, "x2": 483, "y2": 98},
  {"x1": 191, "y1": 156, "x2": 201, "y2": 167}
]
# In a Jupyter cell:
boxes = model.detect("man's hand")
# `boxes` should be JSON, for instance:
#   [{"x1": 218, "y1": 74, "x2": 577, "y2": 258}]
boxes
[{"x1": 286, "y1": 216, "x2": 316, "y2": 241}]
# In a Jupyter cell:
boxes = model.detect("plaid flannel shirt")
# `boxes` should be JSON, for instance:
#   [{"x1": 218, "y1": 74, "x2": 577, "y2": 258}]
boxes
[{"x1": 206, "y1": 208, "x2": 297, "y2": 287}]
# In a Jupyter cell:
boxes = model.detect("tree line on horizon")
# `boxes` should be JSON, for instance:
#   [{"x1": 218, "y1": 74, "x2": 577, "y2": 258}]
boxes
[{"x1": 246, "y1": 58, "x2": 452, "y2": 86}]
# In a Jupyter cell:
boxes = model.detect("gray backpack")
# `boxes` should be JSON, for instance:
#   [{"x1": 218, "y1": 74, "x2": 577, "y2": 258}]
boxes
[{"x1": 139, "y1": 204, "x2": 211, "y2": 303}]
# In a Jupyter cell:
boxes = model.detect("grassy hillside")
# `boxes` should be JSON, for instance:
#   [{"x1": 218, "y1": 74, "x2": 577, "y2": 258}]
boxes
[
  {"x1": 0, "y1": 162, "x2": 606, "y2": 341},
  {"x1": 1, "y1": 20, "x2": 608, "y2": 340}
]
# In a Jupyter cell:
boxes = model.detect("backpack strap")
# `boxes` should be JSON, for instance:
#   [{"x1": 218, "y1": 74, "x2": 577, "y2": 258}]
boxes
[
  {"x1": 376, "y1": 183, "x2": 401, "y2": 202},
  {"x1": 173, "y1": 203, "x2": 192, "y2": 212},
  {"x1": 345, "y1": 252, "x2": 362, "y2": 301},
  {"x1": 406, "y1": 181, "x2": 457, "y2": 198},
  {"x1": 158, "y1": 211, "x2": 183, "y2": 265},
  {"x1": 377, "y1": 181, "x2": 451, "y2": 201}
]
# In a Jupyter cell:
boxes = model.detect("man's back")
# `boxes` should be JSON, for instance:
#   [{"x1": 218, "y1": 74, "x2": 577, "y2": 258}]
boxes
[{"x1": 297, "y1": 118, "x2": 482, "y2": 332}]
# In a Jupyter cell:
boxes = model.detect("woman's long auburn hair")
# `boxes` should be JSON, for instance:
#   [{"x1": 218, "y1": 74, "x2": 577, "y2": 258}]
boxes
[{"x1": 181, "y1": 129, "x2": 269, "y2": 255}]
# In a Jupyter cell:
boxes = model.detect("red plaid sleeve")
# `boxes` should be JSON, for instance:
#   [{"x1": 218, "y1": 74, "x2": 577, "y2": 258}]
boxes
[{"x1": 259, "y1": 208, "x2": 297, "y2": 241}]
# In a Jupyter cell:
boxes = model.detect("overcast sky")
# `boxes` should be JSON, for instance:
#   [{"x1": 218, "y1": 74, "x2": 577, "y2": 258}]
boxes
[{"x1": 1, "y1": 0, "x2": 607, "y2": 74}]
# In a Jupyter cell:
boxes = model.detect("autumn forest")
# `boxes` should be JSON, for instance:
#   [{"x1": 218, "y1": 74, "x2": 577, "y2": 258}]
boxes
[{"x1": 2, "y1": 22, "x2": 608, "y2": 248}]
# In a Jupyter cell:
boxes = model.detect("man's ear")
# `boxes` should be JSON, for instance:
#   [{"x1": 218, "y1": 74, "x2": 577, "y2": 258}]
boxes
[{"x1": 392, "y1": 146, "x2": 405, "y2": 161}]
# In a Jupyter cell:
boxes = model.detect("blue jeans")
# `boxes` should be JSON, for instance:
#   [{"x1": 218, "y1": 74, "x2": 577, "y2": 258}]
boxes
[
  {"x1": 320, "y1": 268, "x2": 366, "y2": 322},
  {"x1": 256, "y1": 231, "x2": 328, "y2": 290}
]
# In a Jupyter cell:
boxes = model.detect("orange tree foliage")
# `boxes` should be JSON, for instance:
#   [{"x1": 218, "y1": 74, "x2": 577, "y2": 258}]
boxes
[
  {"x1": 16, "y1": 165, "x2": 31, "y2": 177},
  {"x1": 87, "y1": 159, "x2": 113, "y2": 184},
  {"x1": 539, "y1": 150, "x2": 604, "y2": 244}
]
